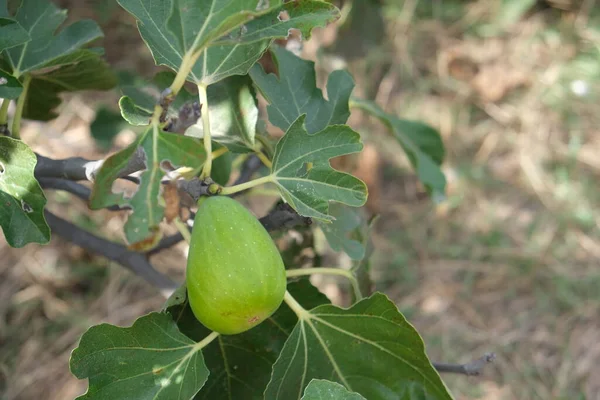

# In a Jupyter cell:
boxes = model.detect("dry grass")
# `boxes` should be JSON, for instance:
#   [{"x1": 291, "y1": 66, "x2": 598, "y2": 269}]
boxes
[{"x1": 1, "y1": 1, "x2": 600, "y2": 399}]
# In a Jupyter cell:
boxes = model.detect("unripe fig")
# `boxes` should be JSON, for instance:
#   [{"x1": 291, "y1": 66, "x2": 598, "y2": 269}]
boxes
[{"x1": 186, "y1": 196, "x2": 286, "y2": 335}]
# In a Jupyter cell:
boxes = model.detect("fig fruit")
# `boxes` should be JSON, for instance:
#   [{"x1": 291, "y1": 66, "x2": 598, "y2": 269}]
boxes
[{"x1": 186, "y1": 196, "x2": 286, "y2": 335}]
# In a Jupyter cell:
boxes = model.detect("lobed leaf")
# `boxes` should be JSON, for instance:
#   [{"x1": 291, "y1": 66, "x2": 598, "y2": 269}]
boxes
[
  {"x1": 4, "y1": 0, "x2": 103, "y2": 76},
  {"x1": 266, "y1": 293, "x2": 454, "y2": 400},
  {"x1": 250, "y1": 45, "x2": 354, "y2": 134},
  {"x1": 0, "y1": 137, "x2": 50, "y2": 248},
  {"x1": 351, "y1": 98, "x2": 446, "y2": 200},
  {"x1": 0, "y1": 0, "x2": 30, "y2": 53},
  {"x1": 70, "y1": 312, "x2": 209, "y2": 400},
  {"x1": 118, "y1": 0, "x2": 337, "y2": 85},
  {"x1": 270, "y1": 115, "x2": 367, "y2": 222}
]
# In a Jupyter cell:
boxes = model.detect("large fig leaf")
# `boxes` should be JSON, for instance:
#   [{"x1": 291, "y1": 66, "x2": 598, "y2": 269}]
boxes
[
  {"x1": 266, "y1": 293, "x2": 453, "y2": 400},
  {"x1": 70, "y1": 312, "x2": 209, "y2": 400},
  {"x1": 117, "y1": 0, "x2": 338, "y2": 85}
]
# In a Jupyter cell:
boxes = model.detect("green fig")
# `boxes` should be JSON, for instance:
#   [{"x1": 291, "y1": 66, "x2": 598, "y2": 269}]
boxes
[{"x1": 186, "y1": 196, "x2": 286, "y2": 335}]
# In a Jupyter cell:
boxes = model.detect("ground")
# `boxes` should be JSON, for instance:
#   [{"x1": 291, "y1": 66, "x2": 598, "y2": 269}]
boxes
[{"x1": 1, "y1": 1, "x2": 599, "y2": 399}]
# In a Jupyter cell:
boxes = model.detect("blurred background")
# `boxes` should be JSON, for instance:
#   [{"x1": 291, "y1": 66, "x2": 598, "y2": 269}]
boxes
[{"x1": 1, "y1": 0, "x2": 600, "y2": 399}]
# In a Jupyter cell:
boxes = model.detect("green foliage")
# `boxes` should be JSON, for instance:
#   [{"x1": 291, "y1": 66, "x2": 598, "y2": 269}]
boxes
[
  {"x1": 185, "y1": 75, "x2": 258, "y2": 153},
  {"x1": 319, "y1": 204, "x2": 366, "y2": 261},
  {"x1": 270, "y1": 115, "x2": 368, "y2": 222},
  {"x1": 168, "y1": 279, "x2": 330, "y2": 400},
  {"x1": 117, "y1": 0, "x2": 338, "y2": 85},
  {"x1": 70, "y1": 312, "x2": 209, "y2": 400},
  {"x1": 89, "y1": 126, "x2": 206, "y2": 245},
  {"x1": 0, "y1": 0, "x2": 30, "y2": 53},
  {"x1": 351, "y1": 98, "x2": 446, "y2": 201},
  {"x1": 302, "y1": 380, "x2": 366, "y2": 400},
  {"x1": 0, "y1": 136, "x2": 49, "y2": 247},
  {"x1": 250, "y1": 46, "x2": 354, "y2": 134},
  {"x1": 266, "y1": 293, "x2": 452, "y2": 400},
  {"x1": 90, "y1": 107, "x2": 127, "y2": 151},
  {"x1": 1, "y1": 0, "x2": 454, "y2": 398}
]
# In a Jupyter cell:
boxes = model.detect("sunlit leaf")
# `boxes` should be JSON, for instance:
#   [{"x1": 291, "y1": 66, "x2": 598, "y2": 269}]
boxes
[
  {"x1": 70, "y1": 312, "x2": 209, "y2": 400},
  {"x1": 0, "y1": 137, "x2": 49, "y2": 248},
  {"x1": 266, "y1": 293, "x2": 453, "y2": 400},
  {"x1": 118, "y1": 0, "x2": 337, "y2": 85},
  {"x1": 270, "y1": 115, "x2": 367, "y2": 222},
  {"x1": 351, "y1": 98, "x2": 446, "y2": 200},
  {"x1": 302, "y1": 379, "x2": 366, "y2": 400},
  {"x1": 250, "y1": 46, "x2": 354, "y2": 134}
]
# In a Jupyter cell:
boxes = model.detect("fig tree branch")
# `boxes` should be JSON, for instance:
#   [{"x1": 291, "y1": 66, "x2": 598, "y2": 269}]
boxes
[
  {"x1": 38, "y1": 178, "x2": 129, "y2": 211},
  {"x1": 432, "y1": 352, "x2": 496, "y2": 376},
  {"x1": 35, "y1": 148, "x2": 146, "y2": 181},
  {"x1": 44, "y1": 210, "x2": 178, "y2": 296}
]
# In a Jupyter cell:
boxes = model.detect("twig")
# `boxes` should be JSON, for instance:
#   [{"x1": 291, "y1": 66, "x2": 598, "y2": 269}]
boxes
[
  {"x1": 233, "y1": 154, "x2": 263, "y2": 186},
  {"x1": 433, "y1": 353, "x2": 496, "y2": 376},
  {"x1": 44, "y1": 210, "x2": 178, "y2": 296},
  {"x1": 35, "y1": 148, "x2": 146, "y2": 182},
  {"x1": 259, "y1": 202, "x2": 312, "y2": 232},
  {"x1": 146, "y1": 232, "x2": 185, "y2": 256}
]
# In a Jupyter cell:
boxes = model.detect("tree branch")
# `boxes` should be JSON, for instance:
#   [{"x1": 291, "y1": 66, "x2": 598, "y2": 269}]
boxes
[
  {"x1": 433, "y1": 353, "x2": 496, "y2": 376},
  {"x1": 38, "y1": 177, "x2": 129, "y2": 211},
  {"x1": 44, "y1": 210, "x2": 178, "y2": 297},
  {"x1": 35, "y1": 148, "x2": 146, "y2": 181},
  {"x1": 233, "y1": 154, "x2": 263, "y2": 186}
]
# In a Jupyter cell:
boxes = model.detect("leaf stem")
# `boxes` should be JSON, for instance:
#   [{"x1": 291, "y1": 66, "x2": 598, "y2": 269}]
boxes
[
  {"x1": 198, "y1": 83, "x2": 212, "y2": 179},
  {"x1": 219, "y1": 174, "x2": 273, "y2": 195},
  {"x1": 0, "y1": 98, "x2": 10, "y2": 125},
  {"x1": 212, "y1": 146, "x2": 228, "y2": 160},
  {"x1": 283, "y1": 290, "x2": 310, "y2": 320},
  {"x1": 11, "y1": 73, "x2": 31, "y2": 139},
  {"x1": 255, "y1": 150, "x2": 272, "y2": 168},
  {"x1": 193, "y1": 330, "x2": 220, "y2": 351},
  {"x1": 173, "y1": 218, "x2": 192, "y2": 244},
  {"x1": 286, "y1": 267, "x2": 363, "y2": 301},
  {"x1": 169, "y1": 51, "x2": 196, "y2": 97}
]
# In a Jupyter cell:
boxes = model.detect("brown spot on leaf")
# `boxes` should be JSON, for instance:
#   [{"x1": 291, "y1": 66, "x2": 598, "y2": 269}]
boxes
[
  {"x1": 127, "y1": 228, "x2": 162, "y2": 252},
  {"x1": 163, "y1": 182, "x2": 180, "y2": 223}
]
